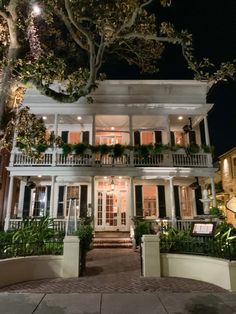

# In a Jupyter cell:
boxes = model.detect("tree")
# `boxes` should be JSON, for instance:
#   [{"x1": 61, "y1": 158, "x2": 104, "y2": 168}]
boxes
[{"x1": 0, "y1": 0, "x2": 235, "y2": 153}]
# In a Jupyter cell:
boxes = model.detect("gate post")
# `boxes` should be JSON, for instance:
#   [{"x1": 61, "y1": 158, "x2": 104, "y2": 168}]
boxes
[
  {"x1": 63, "y1": 236, "x2": 80, "y2": 278},
  {"x1": 142, "y1": 235, "x2": 161, "y2": 277}
]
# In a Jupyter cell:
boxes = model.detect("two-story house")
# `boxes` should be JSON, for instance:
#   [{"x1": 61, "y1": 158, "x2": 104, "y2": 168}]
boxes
[{"x1": 4, "y1": 80, "x2": 217, "y2": 233}]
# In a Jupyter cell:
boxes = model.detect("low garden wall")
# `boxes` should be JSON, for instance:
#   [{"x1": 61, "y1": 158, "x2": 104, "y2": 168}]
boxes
[
  {"x1": 0, "y1": 255, "x2": 63, "y2": 288},
  {"x1": 142, "y1": 235, "x2": 236, "y2": 292},
  {"x1": 0, "y1": 236, "x2": 80, "y2": 288},
  {"x1": 161, "y1": 253, "x2": 236, "y2": 291}
]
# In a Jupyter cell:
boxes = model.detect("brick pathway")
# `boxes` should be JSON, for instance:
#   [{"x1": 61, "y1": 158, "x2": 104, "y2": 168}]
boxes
[{"x1": 0, "y1": 249, "x2": 226, "y2": 293}]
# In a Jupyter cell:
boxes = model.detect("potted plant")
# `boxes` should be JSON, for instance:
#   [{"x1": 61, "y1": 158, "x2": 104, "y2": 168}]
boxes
[
  {"x1": 74, "y1": 143, "x2": 87, "y2": 155},
  {"x1": 113, "y1": 144, "x2": 125, "y2": 158},
  {"x1": 62, "y1": 143, "x2": 73, "y2": 156}
]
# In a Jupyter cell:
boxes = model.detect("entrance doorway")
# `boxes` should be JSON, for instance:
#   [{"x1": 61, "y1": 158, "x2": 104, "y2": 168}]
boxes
[{"x1": 95, "y1": 177, "x2": 129, "y2": 231}]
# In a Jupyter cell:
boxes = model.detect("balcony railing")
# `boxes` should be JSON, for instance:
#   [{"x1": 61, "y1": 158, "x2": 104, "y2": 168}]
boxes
[{"x1": 12, "y1": 149, "x2": 212, "y2": 168}]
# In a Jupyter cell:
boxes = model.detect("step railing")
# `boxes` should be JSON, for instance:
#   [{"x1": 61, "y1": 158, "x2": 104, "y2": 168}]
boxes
[{"x1": 12, "y1": 149, "x2": 212, "y2": 168}]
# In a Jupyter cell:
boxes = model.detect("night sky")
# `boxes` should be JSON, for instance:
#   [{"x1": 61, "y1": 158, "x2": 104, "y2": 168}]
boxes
[{"x1": 103, "y1": 0, "x2": 236, "y2": 160}]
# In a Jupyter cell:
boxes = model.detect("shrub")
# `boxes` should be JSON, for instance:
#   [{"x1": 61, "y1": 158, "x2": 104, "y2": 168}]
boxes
[
  {"x1": 74, "y1": 224, "x2": 93, "y2": 275},
  {"x1": 134, "y1": 221, "x2": 151, "y2": 247}
]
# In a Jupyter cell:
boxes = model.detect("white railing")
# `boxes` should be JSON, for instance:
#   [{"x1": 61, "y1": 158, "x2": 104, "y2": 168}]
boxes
[
  {"x1": 150, "y1": 219, "x2": 213, "y2": 232},
  {"x1": 12, "y1": 149, "x2": 212, "y2": 168},
  {"x1": 8, "y1": 218, "x2": 80, "y2": 232}
]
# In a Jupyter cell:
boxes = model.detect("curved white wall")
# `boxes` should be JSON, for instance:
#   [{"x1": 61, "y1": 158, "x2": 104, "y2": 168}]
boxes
[
  {"x1": 0, "y1": 256, "x2": 63, "y2": 288},
  {"x1": 161, "y1": 253, "x2": 236, "y2": 291}
]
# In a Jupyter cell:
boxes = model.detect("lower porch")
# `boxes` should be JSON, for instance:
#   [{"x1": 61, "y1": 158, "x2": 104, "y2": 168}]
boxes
[{"x1": 4, "y1": 175, "x2": 217, "y2": 232}]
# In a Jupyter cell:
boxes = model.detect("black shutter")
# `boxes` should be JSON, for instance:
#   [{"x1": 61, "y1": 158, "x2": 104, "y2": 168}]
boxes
[
  {"x1": 61, "y1": 131, "x2": 68, "y2": 144},
  {"x1": 82, "y1": 131, "x2": 90, "y2": 145},
  {"x1": 195, "y1": 186, "x2": 204, "y2": 215},
  {"x1": 134, "y1": 131, "x2": 141, "y2": 146},
  {"x1": 170, "y1": 131, "x2": 175, "y2": 146},
  {"x1": 174, "y1": 186, "x2": 181, "y2": 218},
  {"x1": 57, "y1": 186, "x2": 65, "y2": 217},
  {"x1": 23, "y1": 186, "x2": 31, "y2": 218},
  {"x1": 155, "y1": 131, "x2": 162, "y2": 144},
  {"x1": 135, "y1": 185, "x2": 143, "y2": 216},
  {"x1": 188, "y1": 131, "x2": 196, "y2": 144},
  {"x1": 80, "y1": 185, "x2": 88, "y2": 218},
  {"x1": 157, "y1": 185, "x2": 166, "y2": 218},
  {"x1": 46, "y1": 186, "x2": 51, "y2": 216}
]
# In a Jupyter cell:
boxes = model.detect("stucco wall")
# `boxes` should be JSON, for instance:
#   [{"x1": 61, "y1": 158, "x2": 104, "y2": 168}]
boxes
[
  {"x1": 0, "y1": 256, "x2": 63, "y2": 288},
  {"x1": 161, "y1": 253, "x2": 236, "y2": 291}
]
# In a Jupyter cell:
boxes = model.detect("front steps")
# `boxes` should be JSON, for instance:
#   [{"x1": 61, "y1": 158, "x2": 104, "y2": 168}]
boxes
[{"x1": 93, "y1": 232, "x2": 133, "y2": 248}]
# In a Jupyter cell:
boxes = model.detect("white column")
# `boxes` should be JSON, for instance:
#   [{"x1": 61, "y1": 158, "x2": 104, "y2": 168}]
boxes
[
  {"x1": 166, "y1": 116, "x2": 171, "y2": 146},
  {"x1": 210, "y1": 177, "x2": 217, "y2": 207},
  {"x1": 204, "y1": 116, "x2": 210, "y2": 146},
  {"x1": 4, "y1": 176, "x2": 14, "y2": 230},
  {"x1": 52, "y1": 114, "x2": 58, "y2": 166},
  {"x1": 92, "y1": 114, "x2": 96, "y2": 145},
  {"x1": 50, "y1": 176, "x2": 55, "y2": 218},
  {"x1": 129, "y1": 115, "x2": 133, "y2": 146},
  {"x1": 17, "y1": 181, "x2": 26, "y2": 218},
  {"x1": 169, "y1": 177, "x2": 176, "y2": 226},
  {"x1": 91, "y1": 176, "x2": 95, "y2": 229}
]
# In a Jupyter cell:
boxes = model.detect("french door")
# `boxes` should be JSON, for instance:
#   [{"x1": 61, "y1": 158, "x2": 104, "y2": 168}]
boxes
[{"x1": 96, "y1": 190, "x2": 128, "y2": 231}]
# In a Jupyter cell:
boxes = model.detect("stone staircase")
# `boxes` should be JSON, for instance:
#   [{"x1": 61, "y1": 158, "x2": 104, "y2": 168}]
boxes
[{"x1": 93, "y1": 232, "x2": 133, "y2": 248}]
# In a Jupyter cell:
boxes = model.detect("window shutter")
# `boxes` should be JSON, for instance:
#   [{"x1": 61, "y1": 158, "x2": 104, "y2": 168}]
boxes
[
  {"x1": 80, "y1": 185, "x2": 88, "y2": 218},
  {"x1": 46, "y1": 186, "x2": 51, "y2": 216},
  {"x1": 155, "y1": 131, "x2": 162, "y2": 144},
  {"x1": 170, "y1": 131, "x2": 175, "y2": 146},
  {"x1": 57, "y1": 186, "x2": 65, "y2": 217},
  {"x1": 23, "y1": 186, "x2": 31, "y2": 218},
  {"x1": 157, "y1": 185, "x2": 166, "y2": 218},
  {"x1": 135, "y1": 185, "x2": 143, "y2": 216},
  {"x1": 82, "y1": 131, "x2": 90, "y2": 145},
  {"x1": 61, "y1": 131, "x2": 68, "y2": 144},
  {"x1": 174, "y1": 186, "x2": 181, "y2": 218},
  {"x1": 188, "y1": 131, "x2": 196, "y2": 144},
  {"x1": 195, "y1": 186, "x2": 204, "y2": 215},
  {"x1": 134, "y1": 131, "x2": 141, "y2": 146}
]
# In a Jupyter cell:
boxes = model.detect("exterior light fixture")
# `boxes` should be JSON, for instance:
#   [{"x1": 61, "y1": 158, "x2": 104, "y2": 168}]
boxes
[
  {"x1": 42, "y1": 116, "x2": 47, "y2": 120},
  {"x1": 183, "y1": 117, "x2": 193, "y2": 133},
  {"x1": 77, "y1": 116, "x2": 82, "y2": 120},
  {"x1": 111, "y1": 177, "x2": 115, "y2": 191},
  {"x1": 178, "y1": 116, "x2": 183, "y2": 120},
  {"x1": 32, "y1": 4, "x2": 41, "y2": 16},
  {"x1": 111, "y1": 127, "x2": 115, "y2": 130}
]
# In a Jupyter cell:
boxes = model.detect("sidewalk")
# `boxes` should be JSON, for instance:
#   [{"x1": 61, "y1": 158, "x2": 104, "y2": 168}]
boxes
[
  {"x1": 0, "y1": 249, "x2": 235, "y2": 313},
  {"x1": 1, "y1": 292, "x2": 236, "y2": 314}
]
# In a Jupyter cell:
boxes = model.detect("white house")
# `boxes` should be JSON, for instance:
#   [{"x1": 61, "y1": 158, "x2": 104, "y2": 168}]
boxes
[{"x1": 4, "y1": 80, "x2": 217, "y2": 233}]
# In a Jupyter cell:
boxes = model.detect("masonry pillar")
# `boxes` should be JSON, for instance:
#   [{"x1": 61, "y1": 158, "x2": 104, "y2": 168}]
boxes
[
  {"x1": 63, "y1": 236, "x2": 80, "y2": 278},
  {"x1": 142, "y1": 235, "x2": 161, "y2": 277}
]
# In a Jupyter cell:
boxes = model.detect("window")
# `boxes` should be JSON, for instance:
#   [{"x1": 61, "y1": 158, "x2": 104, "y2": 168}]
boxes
[{"x1": 143, "y1": 185, "x2": 157, "y2": 217}]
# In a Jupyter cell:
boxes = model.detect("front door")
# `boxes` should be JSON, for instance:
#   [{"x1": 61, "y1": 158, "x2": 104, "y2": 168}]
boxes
[{"x1": 95, "y1": 178, "x2": 129, "y2": 231}]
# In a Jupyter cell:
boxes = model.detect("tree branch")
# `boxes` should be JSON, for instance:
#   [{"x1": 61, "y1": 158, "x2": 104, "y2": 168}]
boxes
[{"x1": 55, "y1": 7, "x2": 88, "y2": 51}]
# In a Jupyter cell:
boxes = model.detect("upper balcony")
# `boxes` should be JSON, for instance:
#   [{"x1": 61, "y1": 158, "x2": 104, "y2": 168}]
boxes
[{"x1": 11, "y1": 148, "x2": 212, "y2": 168}]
